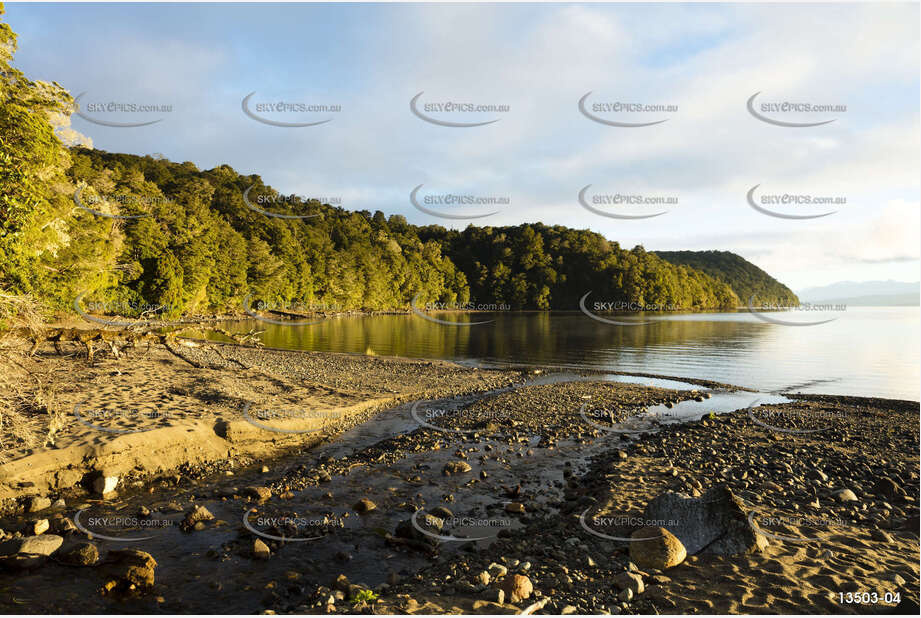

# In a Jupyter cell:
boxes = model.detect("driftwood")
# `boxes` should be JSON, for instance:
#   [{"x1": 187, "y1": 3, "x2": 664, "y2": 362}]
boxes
[
  {"x1": 519, "y1": 598, "x2": 550, "y2": 615},
  {"x1": 13, "y1": 326, "x2": 259, "y2": 366}
]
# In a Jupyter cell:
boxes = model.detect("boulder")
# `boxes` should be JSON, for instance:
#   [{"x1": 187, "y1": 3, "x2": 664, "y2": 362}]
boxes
[
  {"x1": 629, "y1": 527, "x2": 686, "y2": 570},
  {"x1": 643, "y1": 484, "x2": 767, "y2": 555}
]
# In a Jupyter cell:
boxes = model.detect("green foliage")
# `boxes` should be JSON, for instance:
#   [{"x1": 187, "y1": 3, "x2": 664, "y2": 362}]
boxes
[
  {"x1": 59, "y1": 149, "x2": 469, "y2": 316},
  {"x1": 418, "y1": 224, "x2": 740, "y2": 310},
  {"x1": 349, "y1": 589, "x2": 379, "y2": 606},
  {"x1": 654, "y1": 250, "x2": 799, "y2": 306},
  {"x1": 0, "y1": 5, "x2": 115, "y2": 306}
]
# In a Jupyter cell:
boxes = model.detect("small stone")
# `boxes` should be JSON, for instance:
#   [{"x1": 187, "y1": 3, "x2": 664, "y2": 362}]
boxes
[
  {"x1": 26, "y1": 496, "x2": 51, "y2": 513},
  {"x1": 629, "y1": 527, "x2": 686, "y2": 571},
  {"x1": 484, "y1": 588, "x2": 504, "y2": 604},
  {"x1": 613, "y1": 572, "x2": 644, "y2": 595},
  {"x1": 562, "y1": 605, "x2": 578, "y2": 615},
  {"x1": 871, "y1": 529, "x2": 893, "y2": 543},
  {"x1": 487, "y1": 562, "x2": 508, "y2": 578},
  {"x1": 183, "y1": 505, "x2": 214, "y2": 528},
  {"x1": 0, "y1": 534, "x2": 63, "y2": 556},
  {"x1": 60, "y1": 542, "x2": 99, "y2": 566},
  {"x1": 353, "y1": 498, "x2": 377, "y2": 513},
  {"x1": 475, "y1": 571, "x2": 491, "y2": 586},
  {"x1": 31, "y1": 519, "x2": 50, "y2": 535},
  {"x1": 253, "y1": 539, "x2": 271, "y2": 560},
  {"x1": 505, "y1": 502, "x2": 525, "y2": 514},
  {"x1": 106, "y1": 549, "x2": 157, "y2": 588},
  {"x1": 618, "y1": 588, "x2": 634, "y2": 602},
  {"x1": 55, "y1": 517, "x2": 77, "y2": 535},
  {"x1": 243, "y1": 487, "x2": 272, "y2": 502},
  {"x1": 93, "y1": 475, "x2": 119, "y2": 496},
  {"x1": 430, "y1": 507, "x2": 454, "y2": 519},
  {"x1": 333, "y1": 574, "x2": 350, "y2": 592},
  {"x1": 873, "y1": 477, "x2": 901, "y2": 501},
  {"x1": 499, "y1": 574, "x2": 533, "y2": 603},
  {"x1": 832, "y1": 489, "x2": 858, "y2": 503},
  {"x1": 442, "y1": 461, "x2": 472, "y2": 476}
]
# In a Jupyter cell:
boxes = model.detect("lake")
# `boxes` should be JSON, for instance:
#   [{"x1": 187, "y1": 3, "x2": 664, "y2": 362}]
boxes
[{"x1": 192, "y1": 307, "x2": 919, "y2": 401}]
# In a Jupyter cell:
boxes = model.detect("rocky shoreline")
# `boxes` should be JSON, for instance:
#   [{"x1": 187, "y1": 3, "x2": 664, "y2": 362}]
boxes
[{"x1": 0, "y1": 337, "x2": 917, "y2": 614}]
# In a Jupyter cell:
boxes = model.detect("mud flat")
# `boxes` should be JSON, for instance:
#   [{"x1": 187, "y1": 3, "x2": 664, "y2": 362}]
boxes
[{"x1": 0, "y1": 336, "x2": 917, "y2": 615}]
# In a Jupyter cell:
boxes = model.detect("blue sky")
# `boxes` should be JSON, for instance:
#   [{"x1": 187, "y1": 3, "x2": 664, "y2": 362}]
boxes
[{"x1": 5, "y1": 2, "x2": 919, "y2": 289}]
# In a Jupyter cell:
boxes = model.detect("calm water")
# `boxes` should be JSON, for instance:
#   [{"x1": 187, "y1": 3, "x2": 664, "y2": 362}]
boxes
[{"x1": 192, "y1": 307, "x2": 920, "y2": 401}]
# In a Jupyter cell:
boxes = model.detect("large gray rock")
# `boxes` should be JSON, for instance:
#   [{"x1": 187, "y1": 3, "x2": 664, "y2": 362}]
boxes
[
  {"x1": 0, "y1": 534, "x2": 64, "y2": 557},
  {"x1": 643, "y1": 484, "x2": 767, "y2": 555}
]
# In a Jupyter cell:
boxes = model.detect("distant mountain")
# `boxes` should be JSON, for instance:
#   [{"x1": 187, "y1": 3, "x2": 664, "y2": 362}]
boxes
[
  {"x1": 653, "y1": 250, "x2": 799, "y2": 306},
  {"x1": 797, "y1": 281, "x2": 920, "y2": 306}
]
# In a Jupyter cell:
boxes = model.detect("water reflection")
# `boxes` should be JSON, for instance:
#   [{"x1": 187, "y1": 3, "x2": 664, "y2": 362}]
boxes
[{"x1": 186, "y1": 308, "x2": 919, "y2": 401}]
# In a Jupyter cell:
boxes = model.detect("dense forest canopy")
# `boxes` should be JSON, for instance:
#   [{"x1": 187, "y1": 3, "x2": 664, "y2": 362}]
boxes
[
  {"x1": 653, "y1": 250, "x2": 799, "y2": 306},
  {"x1": 0, "y1": 6, "x2": 794, "y2": 319}
]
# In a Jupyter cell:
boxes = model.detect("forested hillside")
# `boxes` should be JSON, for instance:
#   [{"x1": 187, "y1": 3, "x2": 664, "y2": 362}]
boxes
[
  {"x1": 418, "y1": 225, "x2": 740, "y2": 310},
  {"x1": 654, "y1": 250, "x2": 799, "y2": 306}
]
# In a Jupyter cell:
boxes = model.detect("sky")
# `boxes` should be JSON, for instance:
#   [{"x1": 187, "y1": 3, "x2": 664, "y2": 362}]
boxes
[{"x1": 5, "y1": 1, "x2": 919, "y2": 290}]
